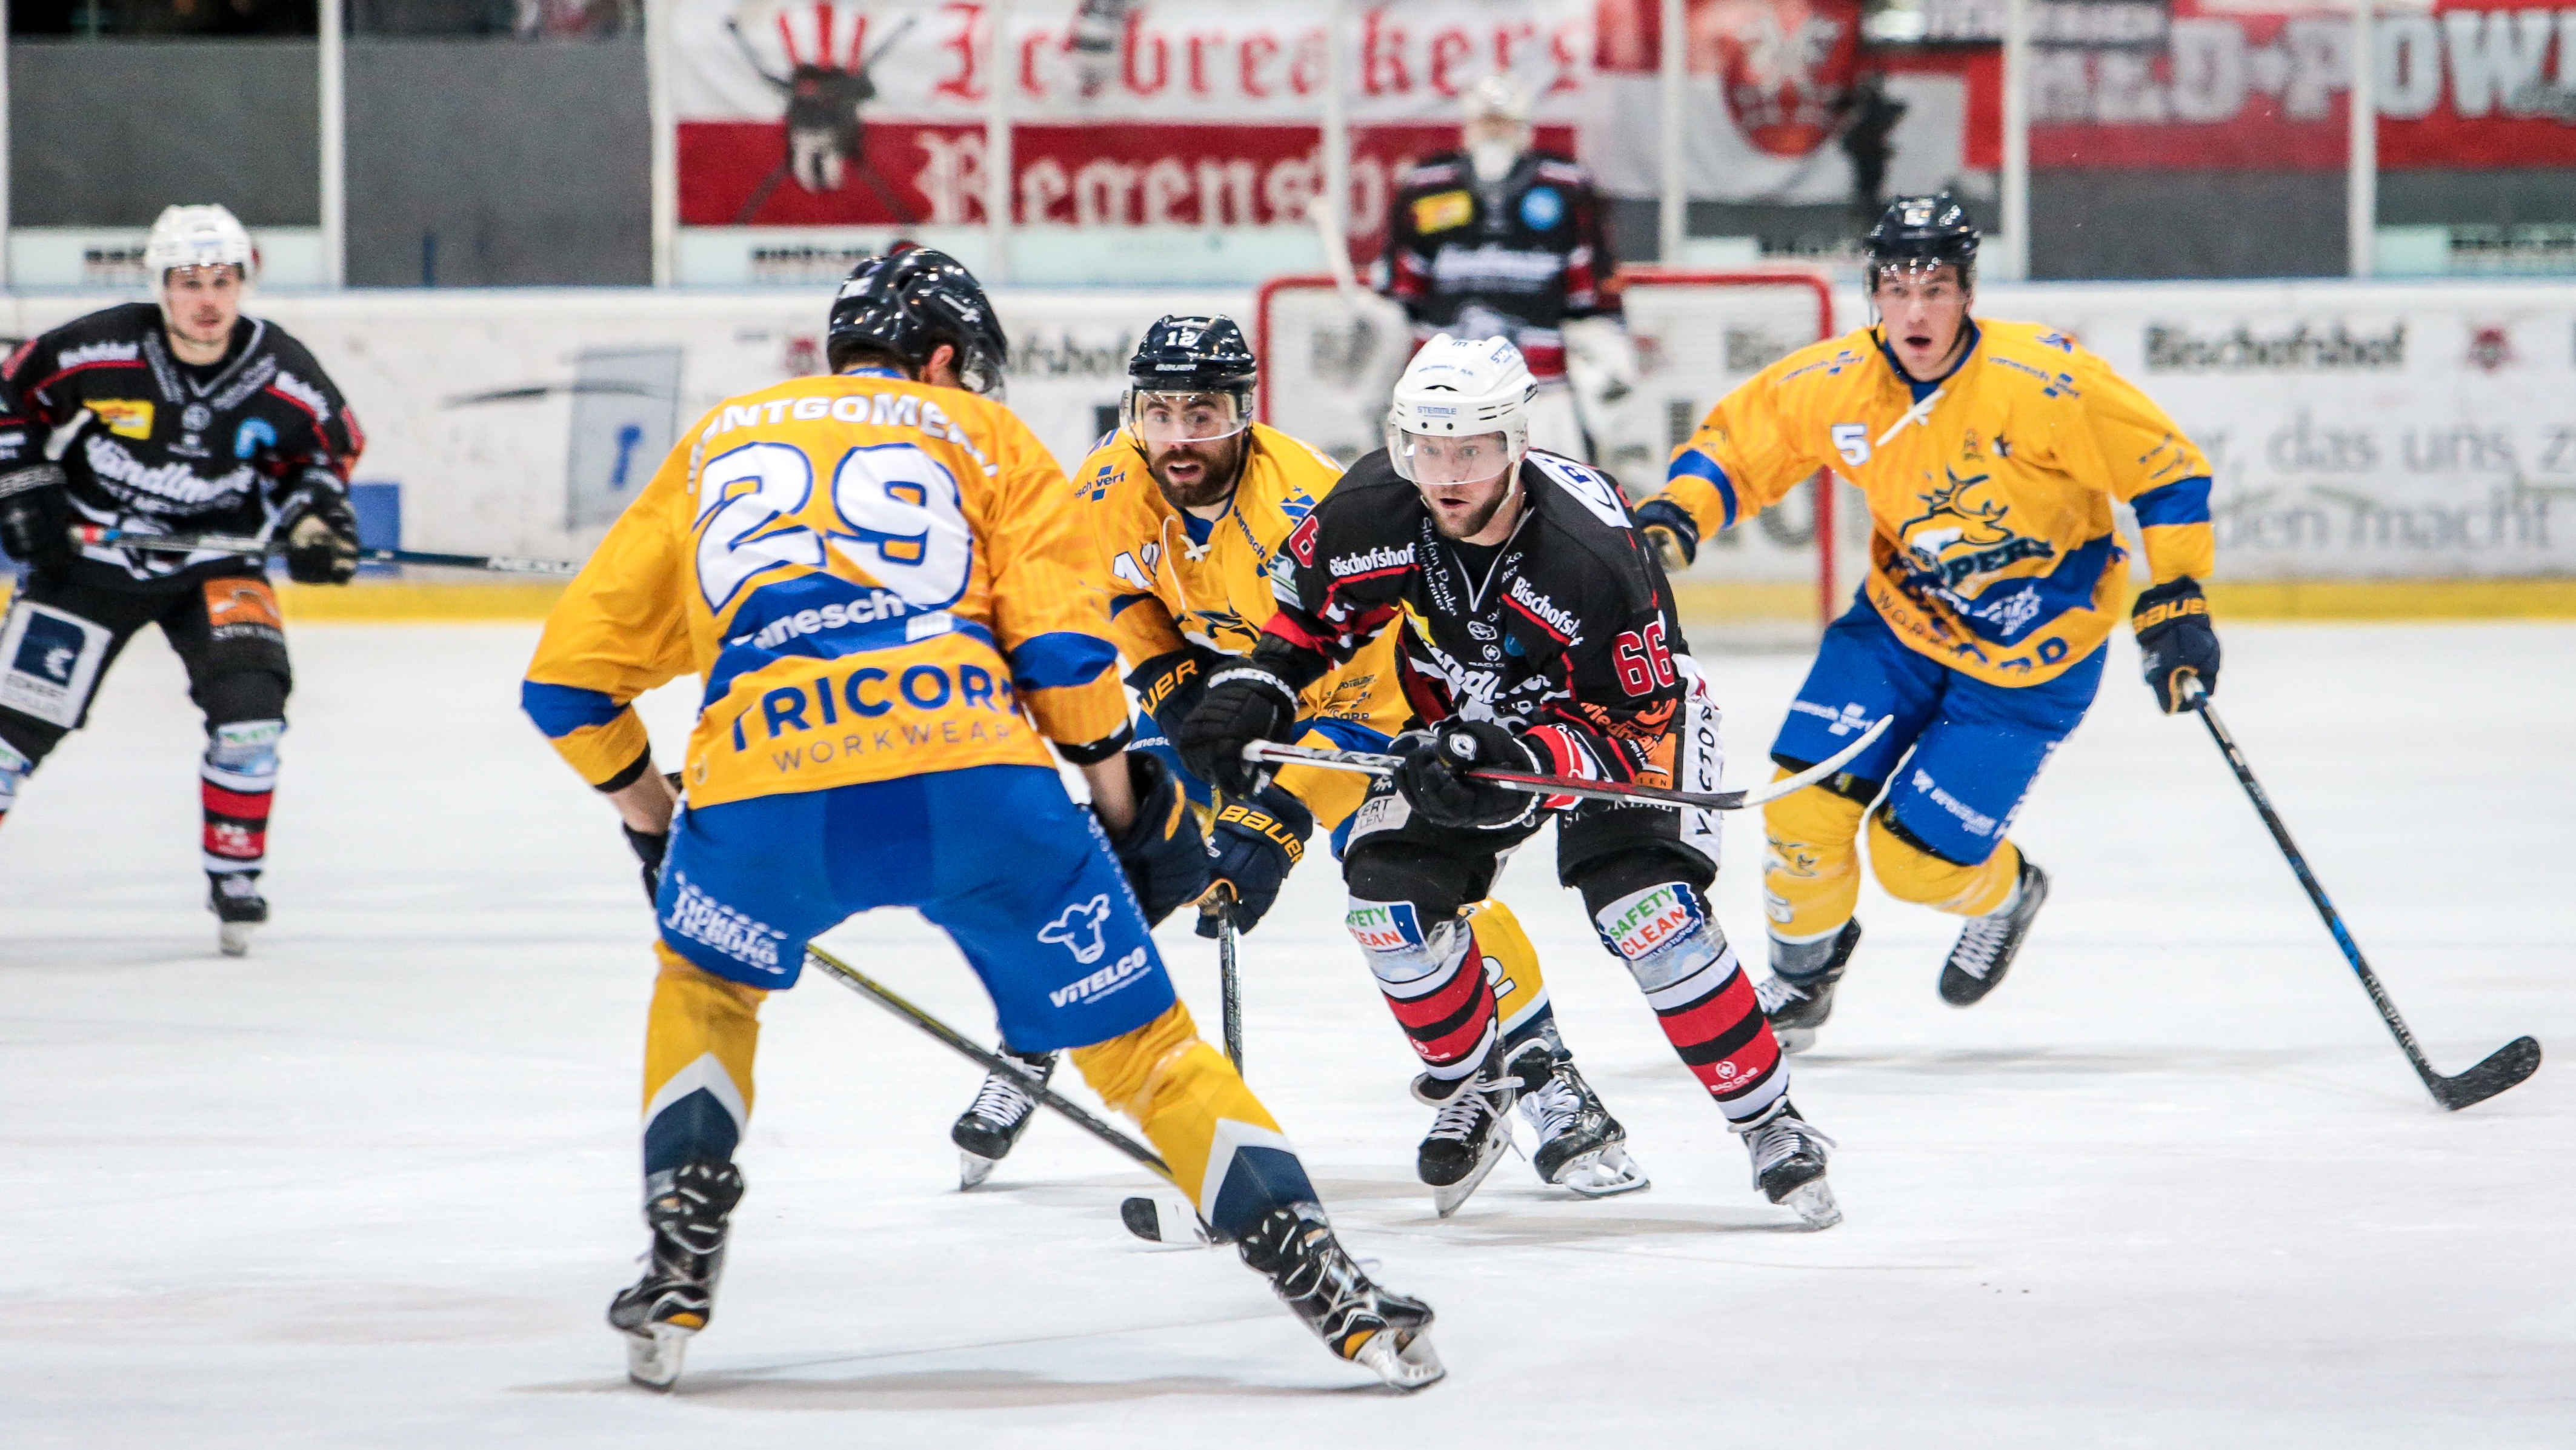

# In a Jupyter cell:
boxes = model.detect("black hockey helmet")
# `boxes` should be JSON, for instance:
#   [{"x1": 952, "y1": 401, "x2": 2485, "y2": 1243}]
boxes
[
  {"x1": 826, "y1": 244, "x2": 1010, "y2": 399},
  {"x1": 1122, "y1": 314, "x2": 1258, "y2": 444},
  {"x1": 1863, "y1": 193, "x2": 1979, "y2": 291}
]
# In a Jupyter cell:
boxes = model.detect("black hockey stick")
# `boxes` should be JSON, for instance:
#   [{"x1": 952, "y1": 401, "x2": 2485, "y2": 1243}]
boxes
[
  {"x1": 1245, "y1": 714, "x2": 1890, "y2": 813},
  {"x1": 2185, "y1": 681, "x2": 2540, "y2": 1110},
  {"x1": 1198, "y1": 884, "x2": 1245, "y2": 1073},
  {"x1": 68, "y1": 524, "x2": 582, "y2": 577},
  {"x1": 802, "y1": 942, "x2": 1178, "y2": 1180}
]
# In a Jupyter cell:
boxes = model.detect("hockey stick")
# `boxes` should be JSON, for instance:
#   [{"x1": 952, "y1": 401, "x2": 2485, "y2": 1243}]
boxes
[
  {"x1": 67, "y1": 524, "x2": 584, "y2": 577},
  {"x1": 802, "y1": 942, "x2": 1182, "y2": 1179},
  {"x1": 2184, "y1": 680, "x2": 2540, "y2": 1110},
  {"x1": 1243, "y1": 715, "x2": 1890, "y2": 814},
  {"x1": 1199, "y1": 885, "x2": 1245, "y2": 1073}
]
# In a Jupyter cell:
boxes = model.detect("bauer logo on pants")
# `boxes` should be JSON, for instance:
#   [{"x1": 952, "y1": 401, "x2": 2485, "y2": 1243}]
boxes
[{"x1": 0, "y1": 600, "x2": 113, "y2": 730}]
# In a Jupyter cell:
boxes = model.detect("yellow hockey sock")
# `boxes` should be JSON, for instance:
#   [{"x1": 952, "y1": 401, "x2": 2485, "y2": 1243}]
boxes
[
  {"x1": 1762, "y1": 776, "x2": 1867, "y2": 943},
  {"x1": 1463, "y1": 897, "x2": 1553, "y2": 1040},
  {"x1": 1867, "y1": 811, "x2": 2023, "y2": 917},
  {"x1": 1070, "y1": 1001, "x2": 1316, "y2": 1239},
  {"x1": 641, "y1": 944, "x2": 765, "y2": 1173}
]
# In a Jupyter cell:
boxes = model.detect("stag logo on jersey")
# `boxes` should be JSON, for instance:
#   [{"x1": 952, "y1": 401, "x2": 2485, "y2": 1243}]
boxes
[
  {"x1": 1897, "y1": 467, "x2": 2055, "y2": 589},
  {"x1": 1039, "y1": 893, "x2": 1115, "y2": 966},
  {"x1": 91, "y1": 399, "x2": 155, "y2": 440},
  {"x1": 1503, "y1": 575, "x2": 1581, "y2": 644}
]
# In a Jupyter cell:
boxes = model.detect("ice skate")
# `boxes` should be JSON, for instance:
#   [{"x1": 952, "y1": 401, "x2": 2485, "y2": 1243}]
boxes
[
  {"x1": 1237, "y1": 1203, "x2": 1444, "y2": 1391},
  {"x1": 1734, "y1": 1098, "x2": 1840, "y2": 1229},
  {"x1": 950, "y1": 1048, "x2": 1056, "y2": 1189},
  {"x1": 1755, "y1": 919, "x2": 1863, "y2": 1053},
  {"x1": 607, "y1": 1160, "x2": 744, "y2": 1390},
  {"x1": 1939, "y1": 857, "x2": 2049, "y2": 1006},
  {"x1": 1508, "y1": 1040, "x2": 1647, "y2": 1199},
  {"x1": 208, "y1": 873, "x2": 267, "y2": 957},
  {"x1": 1416, "y1": 1043, "x2": 1517, "y2": 1217}
]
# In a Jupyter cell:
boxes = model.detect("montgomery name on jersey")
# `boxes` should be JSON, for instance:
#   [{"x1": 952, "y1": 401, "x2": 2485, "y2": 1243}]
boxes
[
  {"x1": 1377, "y1": 150, "x2": 1619, "y2": 382},
  {"x1": 1658, "y1": 318, "x2": 2213, "y2": 688},
  {"x1": 0, "y1": 301, "x2": 363, "y2": 587}
]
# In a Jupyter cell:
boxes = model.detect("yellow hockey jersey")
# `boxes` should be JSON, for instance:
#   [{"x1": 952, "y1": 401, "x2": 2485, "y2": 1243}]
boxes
[
  {"x1": 523, "y1": 368, "x2": 1127, "y2": 809},
  {"x1": 1654, "y1": 320, "x2": 2214, "y2": 687},
  {"x1": 1074, "y1": 422, "x2": 1406, "y2": 828}
]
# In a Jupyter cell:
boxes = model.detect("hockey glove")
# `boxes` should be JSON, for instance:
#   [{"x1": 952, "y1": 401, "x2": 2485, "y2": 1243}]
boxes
[
  {"x1": 1128, "y1": 644, "x2": 1222, "y2": 742},
  {"x1": 0, "y1": 464, "x2": 71, "y2": 571},
  {"x1": 2133, "y1": 576, "x2": 2220, "y2": 714},
  {"x1": 1634, "y1": 498, "x2": 1699, "y2": 571},
  {"x1": 1175, "y1": 663, "x2": 1300, "y2": 798},
  {"x1": 279, "y1": 473, "x2": 361, "y2": 585},
  {"x1": 1200, "y1": 783, "x2": 1313, "y2": 937},
  {"x1": 624, "y1": 824, "x2": 668, "y2": 903},
  {"x1": 1103, "y1": 750, "x2": 1212, "y2": 927},
  {"x1": 1396, "y1": 718, "x2": 1539, "y2": 831}
]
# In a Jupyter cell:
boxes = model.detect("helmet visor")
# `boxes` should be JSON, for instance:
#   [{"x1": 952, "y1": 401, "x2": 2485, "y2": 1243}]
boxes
[
  {"x1": 1125, "y1": 389, "x2": 1250, "y2": 447},
  {"x1": 1391, "y1": 428, "x2": 1511, "y2": 487}
]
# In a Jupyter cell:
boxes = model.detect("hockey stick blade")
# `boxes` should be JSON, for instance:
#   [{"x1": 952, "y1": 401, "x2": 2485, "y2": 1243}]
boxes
[
  {"x1": 1243, "y1": 715, "x2": 1887, "y2": 813},
  {"x1": 1119, "y1": 1192, "x2": 1213, "y2": 1248},
  {"x1": 2428, "y1": 1036, "x2": 2541, "y2": 1112}
]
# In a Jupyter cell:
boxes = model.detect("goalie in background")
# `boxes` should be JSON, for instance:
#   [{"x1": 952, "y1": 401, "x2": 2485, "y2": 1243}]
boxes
[{"x1": 1374, "y1": 75, "x2": 1638, "y2": 467}]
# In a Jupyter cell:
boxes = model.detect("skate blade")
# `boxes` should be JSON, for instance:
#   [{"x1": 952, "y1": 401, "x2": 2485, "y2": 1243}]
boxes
[
  {"x1": 1779, "y1": 1177, "x2": 1842, "y2": 1231},
  {"x1": 1428, "y1": 1131, "x2": 1512, "y2": 1219},
  {"x1": 957, "y1": 1150, "x2": 998, "y2": 1191},
  {"x1": 1554, "y1": 1145, "x2": 1651, "y2": 1199},
  {"x1": 1351, "y1": 1326, "x2": 1446, "y2": 1391},
  {"x1": 218, "y1": 921, "x2": 256, "y2": 957},
  {"x1": 1776, "y1": 1024, "x2": 1818, "y2": 1055},
  {"x1": 1119, "y1": 1192, "x2": 1211, "y2": 1248},
  {"x1": 624, "y1": 1323, "x2": 691, "y2": 1391}
]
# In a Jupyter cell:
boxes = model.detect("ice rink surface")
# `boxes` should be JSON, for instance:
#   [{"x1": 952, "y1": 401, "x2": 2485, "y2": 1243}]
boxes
[{"x1": 5, "y1": 619, "x2": 2571, "y2": 1447}]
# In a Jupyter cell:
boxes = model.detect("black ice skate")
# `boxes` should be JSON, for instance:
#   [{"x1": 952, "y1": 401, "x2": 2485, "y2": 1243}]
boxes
[
  {"x1": 607, "y1": 1160, "x2": 744, "y2": 1391},
  {"x1": 1507, "y1": 1040, "x2": 1647, "y2": 1199},
  {"x1": 1416, "y1": 1043, "x2": 1517, "y2": 1217},
  {"x1": 1237, "y1": 1203, "x2": 1444, "y2": 1390},
  {"x1": 1939, "y1": 857, "x2": 2050, "y2": 1006},
  {"x1": 1754, "y1": 919, "x2": 1864, "y2": 1054},
  {"x1": 951, "y1": 1047, "x2": 1057, "y2": 1189},
  {"x1": 1733, "y1": 1097, "x2": 1840, "y2": 1229},
  {"x1": 207, "y1": 872, "x2": 267, "y2": 958}
]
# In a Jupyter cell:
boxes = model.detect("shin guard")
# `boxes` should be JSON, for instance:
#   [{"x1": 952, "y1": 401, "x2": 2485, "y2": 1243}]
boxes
[
  {"x1": 642, "y1": 946, "x2": 765, "y2": 1179},
  {"x1": 201, "y1": 718, "x2": 283, "y2": 877},
  {"x1": 1349, "y1": 899, "x2": 1498, "y2": 1085},
  {"x1": 1593, "y1": 881, "x2": 1788, "y2": 1125}
]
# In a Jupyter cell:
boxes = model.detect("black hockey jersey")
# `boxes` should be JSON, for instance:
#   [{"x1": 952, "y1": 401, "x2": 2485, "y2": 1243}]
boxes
[
  {"x1": 1375, "y1": 150, "x2": 1620, "y2": 382},
  {"x1": 1254, "y1": 448, "x2": 1688, "y2": 787},
  {"x1": 0, "y1": 302, "x2": 363, "y2": 590}
]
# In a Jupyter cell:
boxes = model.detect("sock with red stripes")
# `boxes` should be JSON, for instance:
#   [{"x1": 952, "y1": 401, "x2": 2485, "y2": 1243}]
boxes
[
  {"x1": 1347, "y1": 899, "x2": 1499, "y2": 1085},
  {"x1": 201, "y1": 719, "x2": 284, "y2": 877},
  {"x1": 1593, "y1": 879, "x2": 1788, "y2": 1125}
]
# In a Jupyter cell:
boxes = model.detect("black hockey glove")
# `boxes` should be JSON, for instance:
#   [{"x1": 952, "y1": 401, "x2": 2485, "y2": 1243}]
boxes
[
  {"x1": 279, "y1": 474, "x2": 361, "y2": 585},
  {"x1": 0, "y1": 464, "x2": 72, "y2": 572},
  {"x1": 1635, "y1": 497, "x2": 1699, "y2": 571},
  {"x1": 1200, "y1": 783, "x2": 1312, "y2": 937},
  {"x1": 1127, "y1": 644, "x2": 1221, "y2": 742},
  {"x1": 1103, "y1": 750, "x2": 1211, "y2": 926},
  {"x1": 624, "y1": 824, "x2": 668, "y2": 903},
  {"x1": 2133, "y1": 576, "x2": 2220, "y2": 714},
  {"x1": 1175, "y1": 663, "x2": 1300, "y2": 799},
  {"x1": 1396, "y1": 718, "x2": 1539, "y2": 831}
]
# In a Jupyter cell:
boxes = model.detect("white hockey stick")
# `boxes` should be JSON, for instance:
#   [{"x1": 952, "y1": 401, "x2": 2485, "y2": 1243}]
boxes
[{"x1": 1245, "y1": 716, "x2": 1889, "y2": 813}]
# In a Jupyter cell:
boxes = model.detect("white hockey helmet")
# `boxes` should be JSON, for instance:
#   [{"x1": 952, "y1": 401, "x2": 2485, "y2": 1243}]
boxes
[
  {"x1": 1385, "y1": 333, "x2": 1536, "y2": 486},
  {"x1": 1462, "y1": 73, "x2": 1534, "y2": 125},
  {"x1": 144, "y1": 204, "x2": 255, "y2": 281}
]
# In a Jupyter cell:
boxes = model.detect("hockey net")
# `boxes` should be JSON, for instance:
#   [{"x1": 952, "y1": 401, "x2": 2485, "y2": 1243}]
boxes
[{"x1": 1254, "y1": 269, "x2": 1843, "y2": 643}]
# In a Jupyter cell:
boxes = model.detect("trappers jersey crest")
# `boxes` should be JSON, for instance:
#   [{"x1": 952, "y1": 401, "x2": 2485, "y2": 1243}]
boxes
[
  {"x1": 1077, "y1": 421, "x2": 1408, "y2": 826},
  {"x1": 0, "y1": 302, "x2": 364, "y2": 587},
  {"x1": 523, "y1": 369, "x2": 1128, "y2": 809},
  {"x1": 1377, "y1": 151, "x2": 1619, "y2": 381},
  {"x1": 1658, "y1": 319, "x2": 2214, "y2": 687},
  {"x1": 1259, "y1": 448, "x2": 1689, "y2": 788}
]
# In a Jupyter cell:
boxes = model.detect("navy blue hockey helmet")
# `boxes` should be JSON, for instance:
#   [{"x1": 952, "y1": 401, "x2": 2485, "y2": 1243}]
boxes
[
  {"x1": 1864, "y1": 193, "x2": 1979, "y2": 291},
  {"x1": 827, "y1": 245, "x2": 1010, "y2": 399},
  {"x1": 1122, "y1": 314, "x2": 1258, "y2": 444}
]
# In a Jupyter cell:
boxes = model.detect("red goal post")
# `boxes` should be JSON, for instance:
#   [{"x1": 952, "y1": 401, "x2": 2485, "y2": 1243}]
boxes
[{"x1": 1251, "y1": 268, "x2": 1842, "y2": 627}]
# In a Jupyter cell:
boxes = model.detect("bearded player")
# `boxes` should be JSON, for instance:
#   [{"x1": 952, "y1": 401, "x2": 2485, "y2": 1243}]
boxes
[
  {"x1": 947, "y1": 315, "x2": 1647, "y2": 1202},
  {"x1": 1634, "y1": 196, "x2": 2222, "y2": 1049},
  {"x1": 1179, "y1": 335, "x2": 1840, "y2": 1227},
  {"x1": 0, "y1": 204, "x2": 364, "y2": 954},
  {"x1": 522, "y1": 251, "x2": 1442, "y2": 1391}
]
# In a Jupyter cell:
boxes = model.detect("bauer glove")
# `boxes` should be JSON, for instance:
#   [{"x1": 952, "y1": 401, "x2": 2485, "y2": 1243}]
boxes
[
  {"x1": 2133, "y1": 576, "x2": 2220, "y2": 714},
  {"x1": 1200, "y1": 783, "x2": 1311, "y2": 937},
  {"x1": 279, "y1": 473, "x2": 361, "y2": 585},
  {"x1": 1176, "y1": 663, "x2": 1300, "y2": 799},
  {"x1": 1103, "y1": 751, "x2": 1211, "y2": 927},
  {"x1": 1127, "y1": 644, "x2": 1222, "y2": 743},
  {"x1": 0, "y1": 464, "x2": 71, "y2": 571},
  {"x1": 1634, "y1": 497, "x2": 1699, "y2": 572},
  {"x1": 1395, "y1": 718, "x2": 1539, "y2": 831}
]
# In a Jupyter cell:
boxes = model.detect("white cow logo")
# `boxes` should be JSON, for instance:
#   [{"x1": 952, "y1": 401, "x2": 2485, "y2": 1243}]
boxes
[{"x1": 1039, "y1": 893, "x2": 1114, "y2": 965}]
